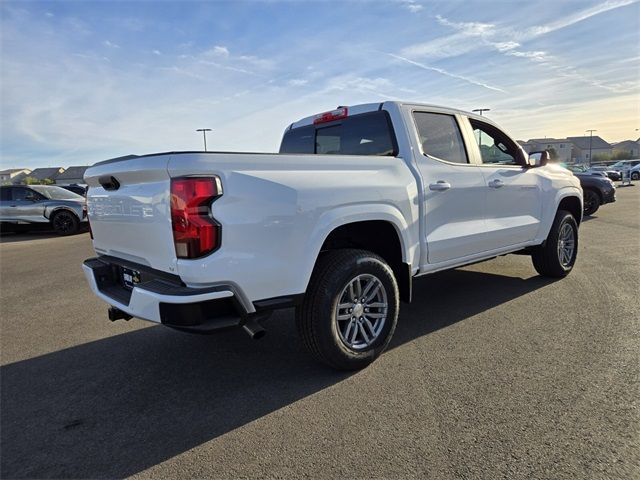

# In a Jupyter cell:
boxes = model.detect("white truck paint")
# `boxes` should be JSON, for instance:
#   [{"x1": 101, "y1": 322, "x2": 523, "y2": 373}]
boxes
[{"x1": 83, "y1": 101, "x2": 583, "y2": 369}]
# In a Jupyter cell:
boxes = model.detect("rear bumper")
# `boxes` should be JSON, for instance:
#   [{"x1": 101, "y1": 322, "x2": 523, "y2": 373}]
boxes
[{"x1": 83, "y1": 256, "x2": 249, "y2": 332}]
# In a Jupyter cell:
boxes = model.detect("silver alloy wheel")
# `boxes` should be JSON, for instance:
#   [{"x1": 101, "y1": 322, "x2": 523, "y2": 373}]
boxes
[
  {"x1": 334, "y1": 273, "x2": 388, "y2": 350},
  {"x1": 557, "y1": 222, "x2": 575, "y2": 267}
]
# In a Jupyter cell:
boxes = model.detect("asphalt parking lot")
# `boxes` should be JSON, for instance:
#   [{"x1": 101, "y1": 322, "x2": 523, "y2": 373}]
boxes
[{"x1": 1, "y1": 186, "x2": 638, "y2": 479}]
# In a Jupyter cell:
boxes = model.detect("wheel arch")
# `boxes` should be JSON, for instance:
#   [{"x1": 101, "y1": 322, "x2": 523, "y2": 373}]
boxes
[
  {"x1": 46, "y1": 206, "x2": 80, "y2": 222},
  {"x1": 305, "y1": 207, "x2": 416, "y2": 303},
  {"x1": 558, "y1": 194, "x2": 584, "y2": 226}
]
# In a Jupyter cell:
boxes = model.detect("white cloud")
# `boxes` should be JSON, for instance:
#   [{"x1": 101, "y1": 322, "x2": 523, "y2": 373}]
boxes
[
  {"x1": 506, "y1": 50, "x2": 550, "y2": 62},
  {"x1": 493, "y1": 41, "x2": 519, "y2": 52},
  {"x1": 526, "y1": 0, "x2": 638, "y2": 37},
  {"x1": 435, "y1": 14, "x2": 494, "y2": 36},
  {"x1": 152, "y1": 49, "x2": 161, "y2": 56},
  {"x1": 45, "y1": 12, "x2": 54, "y2": 18},
  {"x1": 102, "y1": 40, "x2": 120, "y2": 48},
  {"x1": 388, "y1": 53, "x2": 507, "y2": 93},
  {"x1": 209, "y1": 45, "x2": 229, "y2": 57},
  {"x1": 398, "y1": 0, "x2": 423, "y2": 13},
  {"x1": 288, "y1": 78, "x2": 308, "y2": 87}
]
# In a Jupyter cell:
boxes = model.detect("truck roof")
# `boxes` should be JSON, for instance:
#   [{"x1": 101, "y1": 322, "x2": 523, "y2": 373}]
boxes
[{"x1": 287, "y1": 101, "x2": 495, "y2": 131}]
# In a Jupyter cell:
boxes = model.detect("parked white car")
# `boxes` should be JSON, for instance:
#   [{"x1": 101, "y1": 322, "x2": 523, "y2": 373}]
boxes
[{"x1": 82, "y1": 101, "x2": 583, "y2": 369}]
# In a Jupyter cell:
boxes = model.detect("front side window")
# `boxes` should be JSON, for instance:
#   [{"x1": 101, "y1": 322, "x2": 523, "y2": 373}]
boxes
[
  {"x1": 413, "y1": 112, "x2": 468, "y2": 164},
  {"x1": 470, "y1": 119, "x2": 522, "y2": 166}
]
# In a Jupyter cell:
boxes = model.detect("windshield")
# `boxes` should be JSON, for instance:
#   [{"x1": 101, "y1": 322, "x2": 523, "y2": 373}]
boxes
[{"x1": 30, "y1": 185, "x2": 84, "y2": 200}]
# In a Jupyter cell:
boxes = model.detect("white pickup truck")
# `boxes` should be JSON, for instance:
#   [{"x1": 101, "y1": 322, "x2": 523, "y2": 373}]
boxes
[{"x1": 83, "y1": 101, "x2": 582, "y2": 369}]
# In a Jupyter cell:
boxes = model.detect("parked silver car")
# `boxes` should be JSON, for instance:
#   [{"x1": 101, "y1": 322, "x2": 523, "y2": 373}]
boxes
[{"x1": 0, "y1": 185, "x2": 87, "y2": 235}]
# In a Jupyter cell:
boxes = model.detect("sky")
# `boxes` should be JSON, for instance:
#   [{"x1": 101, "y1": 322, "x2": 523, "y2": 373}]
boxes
[{"x1": 1, "y1": 0, "x2": 639, "y2": 168}]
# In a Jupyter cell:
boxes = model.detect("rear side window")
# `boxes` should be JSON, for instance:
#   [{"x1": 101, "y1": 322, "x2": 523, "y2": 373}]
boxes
[
  {"x1": 0, "y1": 187, "x2": 10, "y2": 201},
  {"x1": 413, "y1": 112, "x2": 468, "y2": 164},
  {"x1": 280, "y1": 111, "x2": 397, "y2": 156},
  {"x1": 12, "y1": 187, "x2": 37, "y2": 201}
]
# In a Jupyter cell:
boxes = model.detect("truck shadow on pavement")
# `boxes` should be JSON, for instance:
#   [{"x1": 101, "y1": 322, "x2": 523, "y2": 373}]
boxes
[{"x1": 1, "y1": 268, "x2": 555, "y2": 479}]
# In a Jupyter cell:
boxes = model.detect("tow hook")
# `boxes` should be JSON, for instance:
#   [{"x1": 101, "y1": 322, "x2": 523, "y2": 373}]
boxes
[{"x1": 108, "y1": 306, "x2": 132, "y2": 322}]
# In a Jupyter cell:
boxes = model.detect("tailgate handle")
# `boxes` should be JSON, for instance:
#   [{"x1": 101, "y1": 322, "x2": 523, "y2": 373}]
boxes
[{"x1": 99, "y1": 176, "x2": 120, "y2": 191}]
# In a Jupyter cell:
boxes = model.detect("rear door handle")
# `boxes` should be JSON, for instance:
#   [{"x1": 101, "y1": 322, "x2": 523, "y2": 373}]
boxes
[
  {"x1": 488, "y1": 179, "x2": 504, "y2": 188},
  {"x1": 429, "y1": 181, "x2": 451, "y2": 191}
]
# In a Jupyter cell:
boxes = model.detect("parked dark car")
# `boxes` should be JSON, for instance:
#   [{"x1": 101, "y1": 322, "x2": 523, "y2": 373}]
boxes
[
  {"x1": 572, "y1": 173, "x2": 616, "y2": 216},
  {"x1": 589, "y1": 165, "x2": 621, "y2": 181}
]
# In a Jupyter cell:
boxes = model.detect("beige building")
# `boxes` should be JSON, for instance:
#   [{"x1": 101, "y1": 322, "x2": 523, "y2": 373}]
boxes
[
  {"x1": 0, "y1": 168, "x2": 31, "y2": 183},
  {"x1": 519, "y1": 138, "x2": 572, "y2": 163}
]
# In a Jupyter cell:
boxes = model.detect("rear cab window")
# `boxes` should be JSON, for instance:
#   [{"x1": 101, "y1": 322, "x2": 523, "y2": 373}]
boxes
[{"x1": 280, "y1": 111, "x2": 397, "y2": 156}]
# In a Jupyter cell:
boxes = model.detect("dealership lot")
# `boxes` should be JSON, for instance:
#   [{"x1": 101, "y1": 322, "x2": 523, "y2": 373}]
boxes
[{"x1": 1, "y1": 187, "x2": 638, "y2": 479}]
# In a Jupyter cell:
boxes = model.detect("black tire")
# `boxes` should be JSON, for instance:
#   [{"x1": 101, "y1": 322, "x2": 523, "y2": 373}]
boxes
[
  {"x1": 632, "y1": 172, "x2": 639, "y2": 180},
  {"x1": 582, "y1": 189, "x2": 600, "y2": 216},
  {"x1": 296, "y1": 249, "x2": 399, "y2": 370},
  {"x1": 531, "y1": 210, "x2": 578, "y2": 278},
  {"x1": 51, "y1": 210, "x2": 79, "y2": 235}
]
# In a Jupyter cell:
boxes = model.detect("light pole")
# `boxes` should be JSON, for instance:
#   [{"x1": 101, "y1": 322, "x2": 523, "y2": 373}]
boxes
[
  {"x1": 586, "y1": 129, "x2": 597, "y2": 166},
  {"x1": 472, "y1": 109, "x2": 490, "y2": 147},
  {"x1": 472, "y1": 108, "x2": 491, "y2": 116},
  {"x1": 196, "y1": 128, "x2": 212, "y2": 152}
]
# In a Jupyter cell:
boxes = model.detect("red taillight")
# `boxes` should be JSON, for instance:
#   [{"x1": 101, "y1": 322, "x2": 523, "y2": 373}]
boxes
[
  {"x1": 313, "y1": 107, "x2": 348, "y2": 125},
  {"x1": 170, "y1": 177, "x2": 222, "y2": 259}
]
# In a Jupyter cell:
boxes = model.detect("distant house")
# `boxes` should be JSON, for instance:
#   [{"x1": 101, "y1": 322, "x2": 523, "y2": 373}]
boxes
[
  {"x1": 0, "y1": 168, "x2": 31, "y2": 183},
  {"x1": 612, "y1": 140, "x2": 640, "y2": 159},
  {"x1": 13, "y1": 167, "x2": 65, "y2": 184},
  {"x1": 55, "y1": 166, "x2": 89, "y2": 185},
  {"x1": 566, "y1": 136, "x2": 611, "y2": 163},
  {"x1": 520, "y1": 138, "x2": 572, "y2": 163}
]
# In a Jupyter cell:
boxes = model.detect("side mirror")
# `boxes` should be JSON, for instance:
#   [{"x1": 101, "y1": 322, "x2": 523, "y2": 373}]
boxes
[
  {"x1": 527, "y1": 150, "x2": 550, "y2": 167},
  {"x1": 25, "y1": 193, "x2": 38, "y2": 202}
]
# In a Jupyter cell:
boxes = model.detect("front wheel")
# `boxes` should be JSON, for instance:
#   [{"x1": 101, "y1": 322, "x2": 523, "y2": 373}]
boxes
[
  {"x1": 632, "y1": 171, "x2": 639, "y2": 180},
  {"x1": 296, "y1": 249, "x2": 399, "y2": 370},
  {"x1": 51, "y1": 210, "x2": 79, "y2": 235},
  {"x1": 531, "y1": 210, "x2": 578, "y2": 278},
  {"x1": 583, "y1": 189, "x2": 600, "y2": 216}
]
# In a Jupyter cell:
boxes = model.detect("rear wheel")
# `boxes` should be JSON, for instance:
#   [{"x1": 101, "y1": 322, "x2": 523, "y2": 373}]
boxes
[
  {"x1": 632, "y1": 171, "x2": 639, "y2": 180},
  {"x1": 583, "y1": 189, "x2": 600, "y2": 216},
  {"x1": 51, "y1": 210, "x2": 79, "y2": 235},
  {"x1": 531, "y1": 209, "x2": 578, "y2": 278},
  {"x1": 296, "y1": 249, "x2": 399, "y2": 370}
]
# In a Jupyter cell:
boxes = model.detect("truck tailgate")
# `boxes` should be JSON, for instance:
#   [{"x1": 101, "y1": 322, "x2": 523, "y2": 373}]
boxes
[{"x1": 84, "y1": 155, "x2": 178, "y2": 274}]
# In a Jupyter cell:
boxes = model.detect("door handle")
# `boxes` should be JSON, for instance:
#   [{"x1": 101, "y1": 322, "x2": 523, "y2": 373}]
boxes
[
  {"x1": 429, "y1": 181, "x2": 451, "y2": 191},
  {"x1": 488, "y1": 179, "x2": 504, "y2": 188}
]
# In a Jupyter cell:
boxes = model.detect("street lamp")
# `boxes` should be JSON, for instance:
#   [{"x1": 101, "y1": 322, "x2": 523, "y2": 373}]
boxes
[
  {"x1": 196, "y1": 128, "x2": 212, "y2": 152},
  {"x1": 586, "y1": 129, "x2": 597, "y2": 166}
]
